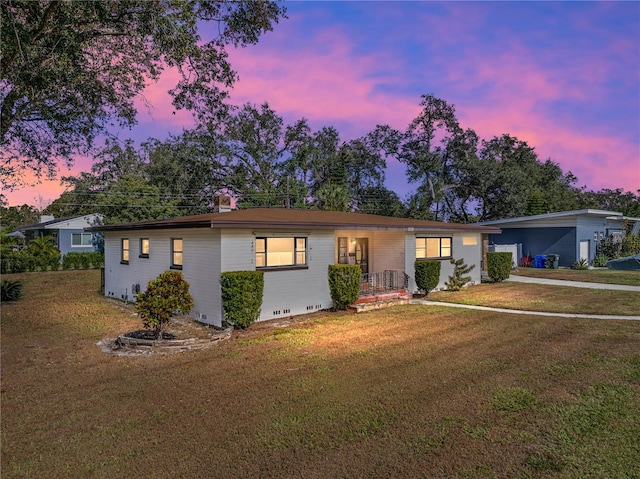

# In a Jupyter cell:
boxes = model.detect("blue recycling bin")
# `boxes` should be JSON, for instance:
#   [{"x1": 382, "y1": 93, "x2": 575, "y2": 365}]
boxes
[{"x1": 534, "y1": 255, "x2": 547, "y2": 268}]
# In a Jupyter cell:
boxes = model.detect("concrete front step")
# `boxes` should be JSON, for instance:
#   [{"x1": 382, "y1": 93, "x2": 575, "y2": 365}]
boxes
[{"x1": 350, "y1": 291, "x2": 414, "y2": 313}]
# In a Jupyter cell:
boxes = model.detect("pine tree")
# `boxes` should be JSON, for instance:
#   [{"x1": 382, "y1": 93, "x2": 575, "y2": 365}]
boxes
[{"x1": 445, "y1": 258, "x2": 475, "y2": 291}]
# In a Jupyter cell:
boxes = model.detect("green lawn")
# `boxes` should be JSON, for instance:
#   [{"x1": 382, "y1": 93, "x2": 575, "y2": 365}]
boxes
[
  {"x1": 512, "y1": 267, "x2": 640, "y2": 286},
  {"x1": 429, "y1": 282, "x2": 640, "y2": 316},
  {"x1": 2, "y1": 270, "x2": 639, "y2": 478}
]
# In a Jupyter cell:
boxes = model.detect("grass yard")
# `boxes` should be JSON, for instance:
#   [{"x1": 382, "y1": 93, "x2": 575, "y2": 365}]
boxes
[
  {"x1": 512, "y1": 267, "x2": 640, "y2": 286},
  {"x1": 429, "y1": 283, "x2": 640, "y2": 316},
  {"x1": 2, "y1": 270, "x2": 639, "y2": 478}
]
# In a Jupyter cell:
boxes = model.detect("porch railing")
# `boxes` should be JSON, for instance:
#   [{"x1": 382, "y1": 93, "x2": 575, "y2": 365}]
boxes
[{"x1": 359, "y1": 270, "x2": 409, "y2": 297}]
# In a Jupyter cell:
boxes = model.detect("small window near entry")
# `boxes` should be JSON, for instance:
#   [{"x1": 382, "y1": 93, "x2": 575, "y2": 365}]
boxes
[
  {"x1": 338, "y1": 237, "x2": 348, "y2": 264},
  {"x1": 416, "y1": 237, "x2": 452, "y2": 259},
  {"x1": 71, "y1": 233, "x2": 92, "y2": 247},
  {"x1": 121, "y1": 238, "x2": 130, "y2": 264},
  {"x1": 139, "y1": 238, "x2": 150, "y2": 258},
  {"x1": 255, "y1": 237, "x2": 307, "y2": 269},
  {"x1": 462, "y1": 236, "x2": 478, "y2": 246},
  {"x1": 171, "y1": 238, "x2": 183, "y2": 269}
]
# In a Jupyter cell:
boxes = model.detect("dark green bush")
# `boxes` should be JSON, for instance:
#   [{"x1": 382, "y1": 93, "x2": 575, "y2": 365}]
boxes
[
  {"x1": 487, "y1": 252, "x2": 512, "y2": 282},
  {"x1": 414, "y1": 260, "x2": 441, "y2": 295},
  {"x1": 328, "y1": 264, "x2": 361, "y2": 310},
  {"x1": 135, "y1": 270, "x2": 194, "y2": 339},
  {"x1": 622, "y1": 234, "x2": 640, "y2": 256},
  {"x1": 597, "y1": 235, "x2": 620, "y2": 260},
  {"x1": 220, "y1": 271, "x2": 264, "y2": 329},
  {"x1": 445, "y1": 258, "x2": 475, "y2": 292},
  {"x1": 572, "y1": 258, "x2": 589, "y2": 270},
  {"x1": 62, "y1": 252, "x2": 104, "y2": 270},
  {"x1": 1, "y1": 250, "x2": 60, "y2": 274},
  {"x1": 1, "y1": 280, "x2": 23, "y2": 301}
]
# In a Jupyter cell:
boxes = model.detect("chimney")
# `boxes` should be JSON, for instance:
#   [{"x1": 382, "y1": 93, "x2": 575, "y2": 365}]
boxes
[
  {"x1": 39, "y1": 215, "x2": 55, "y2": 223},
  {"x1": 213, "y1": 194, "x2": 232, "y2": 213}
]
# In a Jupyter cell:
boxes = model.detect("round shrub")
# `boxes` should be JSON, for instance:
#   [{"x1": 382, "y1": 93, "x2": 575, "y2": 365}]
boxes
[
  {"x1": 487, "y1": 252, "x2": 512, "y2": 282},
  {"x1": 136, "y1": 270, "x2": 194, "y2": 339}
]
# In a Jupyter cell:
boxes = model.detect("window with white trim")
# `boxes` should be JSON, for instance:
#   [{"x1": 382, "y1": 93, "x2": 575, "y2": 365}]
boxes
[
  {"x1": 71, "y1": 233, "x2": 92, "y2": 247},
  {"x1": 121, "y1": 238, "x2": 130, "y2": 264},
  {"x1": 416, "y1": 237, "x2": 452, "y2": 259},
  {"x1": 255, "y1": 237, "x2": 307, "y2": 269},
  {"x1": 171, "y1": 238, "x2": 183, "y2": 269}
]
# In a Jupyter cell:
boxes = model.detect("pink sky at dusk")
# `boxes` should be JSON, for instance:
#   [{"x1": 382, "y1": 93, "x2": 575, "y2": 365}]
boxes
[{"x1": 5, "y1": 1, "x2": 639, "y2": 208}]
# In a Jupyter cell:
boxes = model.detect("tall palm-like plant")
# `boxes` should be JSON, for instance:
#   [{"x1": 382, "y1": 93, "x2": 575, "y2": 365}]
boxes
[
  {"x1": 314, "y1": 184, "x2": 351, "y2": 212},
  {"x1": 28, "y1": 236, "x2": 59, "y2": 256}
]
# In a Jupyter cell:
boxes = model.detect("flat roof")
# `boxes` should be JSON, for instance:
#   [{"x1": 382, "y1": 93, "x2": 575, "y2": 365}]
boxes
[{"x1": 477, "y1": 209, "x2": 634, "y2": 226}]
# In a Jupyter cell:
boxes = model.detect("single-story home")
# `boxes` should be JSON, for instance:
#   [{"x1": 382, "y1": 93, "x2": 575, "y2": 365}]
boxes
[
  {"x1": 478, "y1": 209, "x2": 640, "y2": 267},
  {"x1": 91, "y1": 208, "x2": 500, "y2": 327},
  {"x1": 16, "y1": 214, "x2": 104, "y2": 256}
]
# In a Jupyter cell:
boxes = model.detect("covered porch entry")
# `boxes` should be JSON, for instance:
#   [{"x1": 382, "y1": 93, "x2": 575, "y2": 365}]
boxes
[{"x1": 334, "y1": 229, "x2": 412, "y2": 303}]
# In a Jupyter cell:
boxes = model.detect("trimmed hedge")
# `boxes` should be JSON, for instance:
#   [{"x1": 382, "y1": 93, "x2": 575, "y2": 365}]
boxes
[
  {"x1": 220, "y1": 271, "x2": 264, "y2": 329},
  {"x1": 487, "y1": 252, "x2": 512, "y2": 282},
  {"x1": 62, "y1": 252, "x2": 104, "y2": 270},
  {"x1": 328, "y1": 264, "x2": 361, "y2": 310},
  {"x1": 0, "y1": 250, "x2": 60, "y2": 274},
  {"x1": 414, "y1": 260, "x2": 441, "y2": 295}
]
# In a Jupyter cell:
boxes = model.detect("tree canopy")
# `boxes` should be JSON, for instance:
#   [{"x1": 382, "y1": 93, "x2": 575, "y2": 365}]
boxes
[
  {"x1": 7, "y1": 91, "x2": 635, "y2": 226},
  {"x1": 1, "y1": 0, "x2": 286, "y2": 189}
]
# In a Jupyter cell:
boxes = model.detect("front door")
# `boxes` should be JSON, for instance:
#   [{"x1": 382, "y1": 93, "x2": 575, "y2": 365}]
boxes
[
  {"x1": 355, "y1": 238, "x2": 369, "y2": 274},
  {"x1": 579, "y1": 240, "x2": 589, "y2": 263}
]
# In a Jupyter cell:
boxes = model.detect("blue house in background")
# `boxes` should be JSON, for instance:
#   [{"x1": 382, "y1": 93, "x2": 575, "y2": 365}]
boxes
[
  {"x1": 17, "y1": 214, "x2": 104, "y2": 256},
  {"x1": 478, "y1": 209, "x2": 639, "y2": 268}
]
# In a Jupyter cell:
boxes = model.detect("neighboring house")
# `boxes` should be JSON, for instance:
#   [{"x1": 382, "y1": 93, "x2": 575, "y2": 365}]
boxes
[
  {"x1": 478, "y1": 209, "x2": 640, "y2": 267},
  {"x1": 16, "y1": 214, "x2": 104, "y2": 256},
  {"x1": 91, "y1": 208, "x2": 499, "y2": 328}
]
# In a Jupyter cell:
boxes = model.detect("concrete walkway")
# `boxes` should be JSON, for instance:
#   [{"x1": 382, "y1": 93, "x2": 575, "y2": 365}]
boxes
[
  {"x1": 505, "y1": 274, "x2": 640, "y2": 292},
  {"x1": 411, "y1": 300, "x2": 640, "y2": 321}
]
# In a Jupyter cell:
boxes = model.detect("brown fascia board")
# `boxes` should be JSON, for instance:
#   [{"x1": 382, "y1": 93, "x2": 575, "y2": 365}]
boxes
[{"x1": 210, "y1": 220, "x2": 499, "y2": 234}]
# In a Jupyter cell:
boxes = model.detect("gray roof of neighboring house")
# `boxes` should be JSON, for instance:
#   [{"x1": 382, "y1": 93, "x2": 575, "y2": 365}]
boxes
[
  {"x1": 477, "y1": 209, "x2": 639, "y2": 227},
  {"x1": 17, "y1": 213, "x2": 103, "y2": 231},
  {"x1": 88, "y1": 208, "x2": 501, "y2": 234}
]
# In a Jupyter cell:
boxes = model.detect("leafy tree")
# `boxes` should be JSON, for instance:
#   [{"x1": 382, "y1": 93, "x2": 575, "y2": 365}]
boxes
[
  {"x1": 221, "y1": 102, "x2": 303, "y2": 208},
  {"x1": 580, "y1": 188, "x2": 640, "y2": 217},
  {"x1": 135, "y1": 271, "x2": 194, "y2": 339},
  {"x1": 1, "y1": 0, "x2": 286, "y2": 189},
  {"x1": 144, "y1": 133, "x2": 227, "y2": 214},
  {"x1": 0, "y1": 203, "x2": 39, "y2": 232},
  {"x1": 357, "y1": 186, "x2": 407, "y2": 217},
  {"x1": 398, "y1": 94, "x2": 462, "y2": 221},
  {"x1": 95, "y1": 175, "x2": 182, "y2": 224}
]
